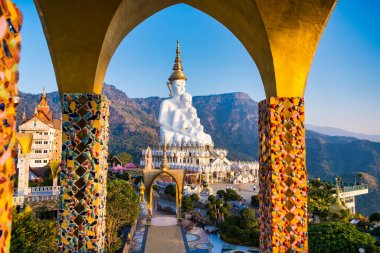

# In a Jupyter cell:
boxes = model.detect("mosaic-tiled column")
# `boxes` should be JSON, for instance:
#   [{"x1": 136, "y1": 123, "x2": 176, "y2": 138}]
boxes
[
  {"x1": 0, "y1": 1, "x2": 22, "y2": 252},
  {"x1": 259, "y1": 97, "x2": 307, "y2": 253},
  {"x1": 97, "y1": 99, "x2": 109, "y2": 250},
  {"x1": 59, "y1": 94, "x2": 109, "y2": 252}
]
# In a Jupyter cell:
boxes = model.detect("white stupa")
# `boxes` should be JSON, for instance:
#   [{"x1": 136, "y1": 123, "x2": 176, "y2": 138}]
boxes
[{"x1": 140, "y1": 41, "x2": 259, "y2": 185}]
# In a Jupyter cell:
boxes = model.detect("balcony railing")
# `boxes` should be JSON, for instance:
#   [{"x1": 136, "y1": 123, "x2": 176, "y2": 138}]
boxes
[
  {"x1": 342, "y1": 184, "x2": 368, "y2": 193},
  {"x1": 25, "y1": 195, "x2": 59, "y2": 202},
  {"x1": 29, "y1": 186, "x2": 60, "y2": 194}
]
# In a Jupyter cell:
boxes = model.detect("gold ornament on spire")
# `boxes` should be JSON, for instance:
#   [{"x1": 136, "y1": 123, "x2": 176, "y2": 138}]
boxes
[
  {"x1": 139, "y1": 182, "x2": 146, "y2": 202},
  {"x1": 168, "y1": 40, "x2": 187, "y2": 83}
]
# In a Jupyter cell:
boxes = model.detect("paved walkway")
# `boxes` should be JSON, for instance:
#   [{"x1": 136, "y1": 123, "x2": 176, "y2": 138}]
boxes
[{"x1": 144, "y1": 216, "x2": 186, "y2": 253}]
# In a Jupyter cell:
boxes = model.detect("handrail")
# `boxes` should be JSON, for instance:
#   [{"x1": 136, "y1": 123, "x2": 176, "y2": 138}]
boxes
[
  {"x1": 342, "y1": 185, "x2": 368, "y2": 192},
  {"x1": 29, "y1": 186, "x2": 60, "y2": 193}
]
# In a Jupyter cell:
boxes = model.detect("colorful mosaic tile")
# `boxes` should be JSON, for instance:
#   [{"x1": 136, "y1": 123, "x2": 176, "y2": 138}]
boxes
[
  {"x1": 0, "y1": 1, "x2": 22, "y2": 252},
  {"x1": 259, "y1": 97, "x2": 307, "y2": 253},
  {"x1": 59, "y1": 94, "x2": 109, "y2": 252}
]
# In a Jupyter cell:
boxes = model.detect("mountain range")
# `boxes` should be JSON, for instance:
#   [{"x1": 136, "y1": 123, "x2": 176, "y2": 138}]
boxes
[
  {"x1": 16, "y1": 84, "x2": 380, "y2": 215},
  {"x1": 306, "y1": 124, "x2": 380, "y2": 143}
]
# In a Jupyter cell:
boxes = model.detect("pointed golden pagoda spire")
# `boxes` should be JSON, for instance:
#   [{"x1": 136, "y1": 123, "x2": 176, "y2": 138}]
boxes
[
  {"x1": 161, "y1": 140, "x2": 169, "y2": 171},
  {"x1": 334, "y1": 178, "x2": 344, "y2": 207},
  {"x1": 22, "y1": 108, "x2": 26, "y2": 122},
  {"x1": 168, "y1": 40, "x2": 187, "y2": 83}
]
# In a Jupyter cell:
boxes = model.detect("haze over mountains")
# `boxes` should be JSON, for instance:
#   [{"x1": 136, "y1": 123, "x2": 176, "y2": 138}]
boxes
[
  {"x1": 306, "y1": 124, "x2": 380, "y2": 143},
  {"x1": 17, "y1": 84, "x2": 380, "y2": 215}
]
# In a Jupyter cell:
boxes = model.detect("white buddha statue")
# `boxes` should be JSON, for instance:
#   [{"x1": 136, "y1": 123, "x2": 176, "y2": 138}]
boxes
[{"x1": 158, "y1": 41, "x2": 213, "y2": 146}]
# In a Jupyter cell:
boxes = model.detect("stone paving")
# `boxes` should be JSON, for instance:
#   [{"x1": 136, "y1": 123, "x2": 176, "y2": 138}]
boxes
[{"x1": 144, "y1": 216, "x2": 186, "y2": 253}]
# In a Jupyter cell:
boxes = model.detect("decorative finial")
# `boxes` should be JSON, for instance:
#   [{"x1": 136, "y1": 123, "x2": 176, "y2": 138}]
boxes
[
  {"x1": 161, "y1": 139, "x2": 169, "y2": 171},
  {"x1": 22, "y1": 108, "x2": 26, "y2": 121},
  {"x1": 139, "y1": 182, "x2": 145, "y2": 202},
  {"x1": 335, "y1": 177, "x2": 343, "y2": 206},
  {"x1": 42, "y1": 87, "x2": 46, "y2": 97},
  {"x1": 168, "y1": 40, "x2": 187, "y2": 83}
]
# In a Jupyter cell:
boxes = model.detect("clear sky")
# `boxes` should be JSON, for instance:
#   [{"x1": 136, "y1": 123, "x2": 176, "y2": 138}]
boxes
[{"x1": 13, "y1": 1, "x2": 380, "y2": 135}]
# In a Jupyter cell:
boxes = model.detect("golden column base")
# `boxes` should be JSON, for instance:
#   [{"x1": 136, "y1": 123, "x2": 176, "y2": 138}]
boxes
[{"x1": 259, "y1": 97, "x2": 307, "y2": 253}]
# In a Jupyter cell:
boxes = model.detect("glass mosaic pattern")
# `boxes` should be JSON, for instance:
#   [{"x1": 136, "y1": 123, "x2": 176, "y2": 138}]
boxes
[
  {"x1": 58, "y1": 94, "x2": 109, "y2": 252},
  {"x1": 0, "y1": 1, "x2": 22, "y2": 251},
  {"x1": 259, "y1": 97, "x2": 308, "y2": 253}
]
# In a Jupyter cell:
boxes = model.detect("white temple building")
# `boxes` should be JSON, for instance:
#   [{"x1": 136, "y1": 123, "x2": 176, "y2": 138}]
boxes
[
  {"x1": 16, "y1": 89, "x2": 62, "y2": 196},
  {"x1": 140, "y1": 41, "x2": 259, "y2": 185}
]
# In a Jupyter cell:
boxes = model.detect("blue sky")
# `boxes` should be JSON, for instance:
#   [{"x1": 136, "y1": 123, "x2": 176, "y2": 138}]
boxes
[{"x1": 13, "y1": 1, "x2": 380, "y2": 135}]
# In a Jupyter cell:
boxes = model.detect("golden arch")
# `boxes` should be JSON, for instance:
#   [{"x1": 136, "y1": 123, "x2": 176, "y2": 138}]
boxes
[
  {"x1": 34, "y1": 0, "x2": 337, "y2": 98},
  {"x1": 143, "y1": 169, "x2": 186, "y2": 216}
]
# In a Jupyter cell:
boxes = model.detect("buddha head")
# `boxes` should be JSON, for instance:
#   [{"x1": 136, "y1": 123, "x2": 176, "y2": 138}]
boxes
[
  {"x1": 187, "y1": 107, "x2": 197, "y2": 119},
  {"x1": 181, "y1": 92, "x2": 192, "y2": 109},
  {"x1": 193, "y1": 118, "x2": 200, "y2": 127}
]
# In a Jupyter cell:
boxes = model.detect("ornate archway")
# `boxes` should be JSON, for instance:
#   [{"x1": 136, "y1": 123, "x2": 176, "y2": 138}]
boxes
[
  {"x1": 143, "y1": 169, "x2": 185, "y2": 217},
  {"x1": 3, "y1": 1, "x2": 338, "y2": 252}
]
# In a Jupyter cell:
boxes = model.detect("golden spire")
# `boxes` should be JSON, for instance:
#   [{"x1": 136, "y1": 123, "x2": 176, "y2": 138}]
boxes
[
  {"x1": 161, "y1": 140, "x2": 169, "y2": 171},
  {"x1": 334, "y1": 178, "x2": 344, "y2": 207},
  {"x1": 168, "y1": 40, "x2": 187, "y2": 83},
  {"x1": 22, "y1": 109, "x2": 26, "y2": 122},
  {"x1": 139, "y1": 182, "x2": 145, "y2": 202}
]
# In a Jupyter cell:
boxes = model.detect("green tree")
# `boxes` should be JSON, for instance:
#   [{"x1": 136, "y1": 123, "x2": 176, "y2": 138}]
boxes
[
  {"x1": 308, "y1": 179, "x2": 335, "y2": 220},
  {"x1": 369, "y1": 212, "x2": 380, "y2": 222},
  {"x1": 164, "y1": 184, "x2": 176, "y2": 197},
  {"x1": 114, "y1": 171, "x2": 130, "y2": 181},
  {"x1": 116, "y1": 152, "x2": 134, "y2": 165},
  {"x1": 240, "y1": 208, "x2": 257, "y2": 229},
  {"x1": 217, "y1": 190, "x2": 226, "y2": 199},
  {"x1": 190, "y1": 193, "x2": 200, "y2": 202},
  {"x1": 309, "y1": 222, "x2": 377, "y2": 253},
  {"x1": 106, "y1": 179, "x2": 139, "y2": 252},
  {"x1": 11, "y1": 206, "x2": 57, "y2": 253},
  {"x1": 251, "y1": 195, "x2": 259, "y2": 208},
  {"x1": 219, "y1": 215, "x2": 260, "y2": 247},
  {"x1": 225, "y1": 189, "x2": 242, "y2": 201},
  {"x1": 371, "y1": 227, "x2": 380, "y2": 237},
  {"x1": 182, "y1": 196, "x2": 195, "y2": 213},
  {"x1": 208, "y1": 195, "x2": 216, "y2": 204},
  {"x1": 207, "y1": 209, "x2": 217, "y2": 223}
]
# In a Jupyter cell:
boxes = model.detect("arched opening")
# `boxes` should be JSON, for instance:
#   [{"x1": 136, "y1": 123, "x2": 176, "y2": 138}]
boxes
[
  {"x1": 148, "y1": 172, "x2": 180, "y2": 217},
  {"x1": 12, "y1": 1, "x2": 338, "y2": 252}
]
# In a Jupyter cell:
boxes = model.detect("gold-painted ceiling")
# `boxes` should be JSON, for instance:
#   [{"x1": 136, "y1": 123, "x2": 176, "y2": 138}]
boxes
[{"x1": 33, "y1": 0, "x2": 337, "y2": 98}]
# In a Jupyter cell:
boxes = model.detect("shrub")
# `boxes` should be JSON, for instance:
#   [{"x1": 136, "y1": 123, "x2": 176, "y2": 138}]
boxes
[
  {"x1": 251, "y1": 195, "x2": 259, "y2": 208},
  {"x1": 309, "y1": 222, "x2": 376, "y2": 253},
  {"x1": 369, "y1": 212, "x2": 380, "y2": 222},
  {"x1": 164, "y1": 184, "x2": 176, "y2": 197},
  {"x1": 190, "y1": 193, "x2": 200, "y2": 202}
]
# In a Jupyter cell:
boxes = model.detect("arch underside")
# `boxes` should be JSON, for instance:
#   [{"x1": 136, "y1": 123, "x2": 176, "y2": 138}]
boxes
[
  {"x1": 143, "y1": 169, "x2": 186, "y2": 211},
  {"x1": 33, "y1": 0, "x2": 337, "y2": 98}
]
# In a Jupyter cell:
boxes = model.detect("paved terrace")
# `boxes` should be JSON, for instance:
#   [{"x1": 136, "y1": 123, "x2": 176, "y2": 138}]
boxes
[{"x1": 144, "y1": 216, "x2": 186, "y2": 253}]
